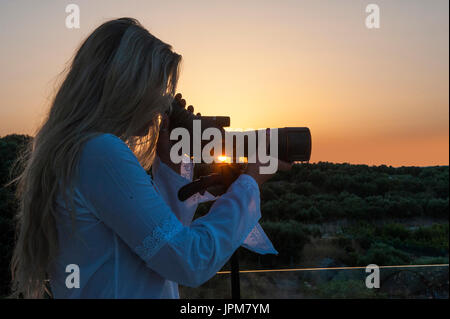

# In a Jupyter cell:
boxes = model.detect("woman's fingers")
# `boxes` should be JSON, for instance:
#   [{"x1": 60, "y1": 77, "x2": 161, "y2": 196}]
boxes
[
  {"x1": 174, "y1": 93, "x2": 196, "y2": 114},
  {"x1": 174, "y1": 93, "x2": 188, "y2": 109}
]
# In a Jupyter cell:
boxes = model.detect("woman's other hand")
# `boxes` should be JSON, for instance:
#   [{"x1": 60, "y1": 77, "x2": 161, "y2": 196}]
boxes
[
  {"x1": 245, "y1": 129, "x2": 293, "y2": 186},
  {"x1": 245, "y1": 158, "x2": 292, "y2": 187}
]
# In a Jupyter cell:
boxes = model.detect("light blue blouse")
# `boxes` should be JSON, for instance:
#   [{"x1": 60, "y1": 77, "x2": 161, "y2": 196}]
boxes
[{"x1": 49, "y1": 133, "x2": 276, "y2": 298}]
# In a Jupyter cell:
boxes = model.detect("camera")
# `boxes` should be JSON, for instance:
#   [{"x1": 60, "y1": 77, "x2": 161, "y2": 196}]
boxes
[{"x1": 169, "y1": 96, "x2": 312, "y2": 200}]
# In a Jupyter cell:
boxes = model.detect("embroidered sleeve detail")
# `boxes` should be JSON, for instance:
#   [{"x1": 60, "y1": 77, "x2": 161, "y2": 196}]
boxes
[
  {"x1": 135, "y1": 216, "x2": 184, "y2": 261},
  {"x1": 242, "y1": 223, "x2": 278, "y2": 255},
  {"x1": 180, "y1": 156, "x2": 194, "y2": 181},
  {"x1": 246, "y1": 226, "x2": 264, "y2": 244}
]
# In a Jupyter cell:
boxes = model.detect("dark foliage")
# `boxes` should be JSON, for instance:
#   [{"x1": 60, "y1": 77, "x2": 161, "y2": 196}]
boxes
[
  {"x1": 0, "y1": 134, "x2": 448, "y2": 297},
  {"x1": 0, "y1": 134, "x2": 32, "y2": 297}
]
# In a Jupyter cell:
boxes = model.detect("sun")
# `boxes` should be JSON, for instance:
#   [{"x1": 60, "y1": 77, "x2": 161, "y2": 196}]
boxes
[{"x1": 218, "y1": 155, "x2": 229, "y2": 163}]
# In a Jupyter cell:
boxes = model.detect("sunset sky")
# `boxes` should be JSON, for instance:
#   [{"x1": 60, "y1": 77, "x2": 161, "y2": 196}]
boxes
[{"x1": 0, "y1": 0, "x2": 448, "y2": 166}]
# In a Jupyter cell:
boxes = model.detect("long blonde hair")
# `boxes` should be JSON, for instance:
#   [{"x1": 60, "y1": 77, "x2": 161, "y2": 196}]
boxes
[{"x1": 10, "y1": 18, "x2": 182, "y2": 298}]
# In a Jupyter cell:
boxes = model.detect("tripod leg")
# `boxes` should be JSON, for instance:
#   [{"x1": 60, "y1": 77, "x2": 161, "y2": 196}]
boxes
[{"x1": 230, "y1": 250, "x2": 241, "y2": 299}]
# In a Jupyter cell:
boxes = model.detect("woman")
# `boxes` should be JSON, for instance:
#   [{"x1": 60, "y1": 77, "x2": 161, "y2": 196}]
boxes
[{"x1": 10, "y1": 18, "x2": 289, "y2": 298}]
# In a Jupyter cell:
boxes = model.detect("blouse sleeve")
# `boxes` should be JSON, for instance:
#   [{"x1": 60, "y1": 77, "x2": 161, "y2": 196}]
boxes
[
  {"x1": 151, "y1": 156, "x2": 200, "y2": 226},
  {"x1": 76, "y1": 134, "x2": 261, "y2": 287},
  {"x1": 152, "y1": 155, "x2": 278, "y2": 255}
]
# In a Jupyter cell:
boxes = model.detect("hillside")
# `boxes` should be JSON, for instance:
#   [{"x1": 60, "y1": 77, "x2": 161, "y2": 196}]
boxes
[{"x1": 0, "y1": 134, "x2": 448, "y2": 298}]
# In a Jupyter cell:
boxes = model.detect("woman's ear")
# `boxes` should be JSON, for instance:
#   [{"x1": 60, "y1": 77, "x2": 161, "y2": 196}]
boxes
[
  {"x1": 156, "y1": 114, "x2": 181, "y2": 173},
  {"x1": 134, "y1": 124, "x2": 151, "y2": 137}
]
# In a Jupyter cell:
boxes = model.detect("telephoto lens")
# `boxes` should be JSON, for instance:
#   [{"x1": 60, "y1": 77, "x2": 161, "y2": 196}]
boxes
[
  {"x1": 226, "y1": 127, "x2": 312, "y2": 163},
  {"x1": 177, "y1": 128, "x2": 312, "y2": 201}
]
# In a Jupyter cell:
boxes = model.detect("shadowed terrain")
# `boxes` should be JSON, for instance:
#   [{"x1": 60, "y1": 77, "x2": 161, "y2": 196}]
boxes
[{"x1": 1, "y1": 134, "x2": 448, "y2": 298}]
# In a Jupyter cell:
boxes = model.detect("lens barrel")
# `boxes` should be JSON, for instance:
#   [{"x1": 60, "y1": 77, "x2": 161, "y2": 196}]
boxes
[{"x1": 277, "y1": 127, "x2": 312, "y2": 162}]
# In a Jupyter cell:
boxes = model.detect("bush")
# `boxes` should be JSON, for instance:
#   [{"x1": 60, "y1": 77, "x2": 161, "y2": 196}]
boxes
[
  {"x1": 0, "y1": 134, "x2": 31, "y2": 297},
  {"x1": 357, "y1": 242, "x2": 411, "y2": 266},
  {"x1": 260, "y1": 220, "x2": 318, "y2": 264},
  {"x1": 308, "y1": 279, "x2": 385, "y2": 299},
  {"x1": 426, "y1": 198, "x2": 449, "y2": 218}
]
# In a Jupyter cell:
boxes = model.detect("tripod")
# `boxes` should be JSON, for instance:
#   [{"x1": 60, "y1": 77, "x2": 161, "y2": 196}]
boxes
[{"x1": 230, "y1": 250, "x2": 241, "y2": 299}]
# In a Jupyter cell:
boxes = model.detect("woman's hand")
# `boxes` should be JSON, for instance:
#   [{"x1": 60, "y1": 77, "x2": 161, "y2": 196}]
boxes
[
  {"x1": 245, "y1": 158, "x2": 292, "y2": 187},
  {"x1": 156, "y1": 93, "x2": 196, "y2": 174}
]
